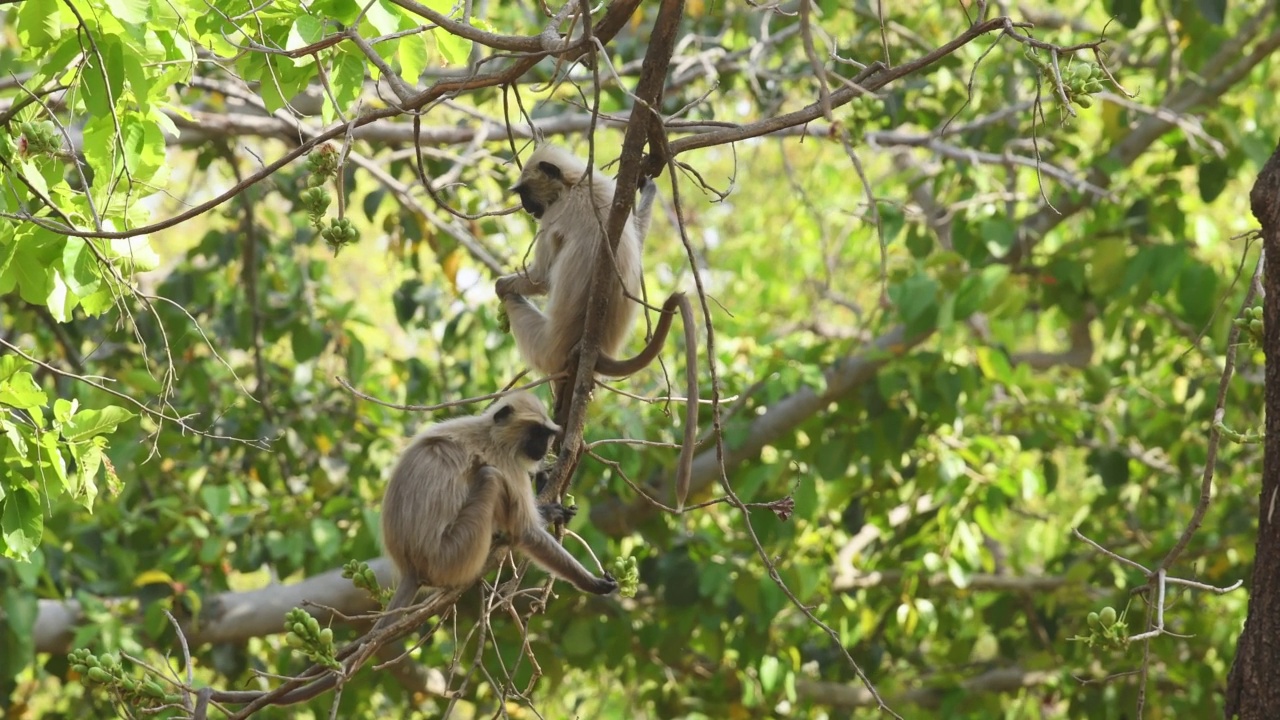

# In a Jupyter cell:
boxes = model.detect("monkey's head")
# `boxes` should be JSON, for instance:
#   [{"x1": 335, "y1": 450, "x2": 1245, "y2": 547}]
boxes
[
  {"x1": 511, "y1": 144, "x2": 588, "y2": 219},
  {"x1": 487, "y1": 391, "x2": 562, "y2": 465}
]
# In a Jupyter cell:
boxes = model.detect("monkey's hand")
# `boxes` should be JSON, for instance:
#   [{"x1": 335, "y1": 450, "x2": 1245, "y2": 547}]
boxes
[
  {"x1": 587, "y1": 571, "x2": 619, "y2": 595},
  {"x1": 538, "y1": 502, "x2": 578, "y2": 525},
  {"x1": 495, "y1": 273, "x2": 519, "y2": 299},
  {"x1": 497, "y1": 272, "x2": 548, "y2": 299}
]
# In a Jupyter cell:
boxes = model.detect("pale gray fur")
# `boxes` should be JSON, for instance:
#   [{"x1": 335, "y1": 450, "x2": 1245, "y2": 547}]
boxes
[
  {"x1": 375, "y1": 391, "x2": 616, "y2": 631},
  {"x1": 496, "y1": 144, "x2": 655, "y2": 376}
]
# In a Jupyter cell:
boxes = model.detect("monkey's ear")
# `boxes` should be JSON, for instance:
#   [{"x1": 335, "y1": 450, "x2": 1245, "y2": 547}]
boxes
[
  {"x1": 494, "y1": 404, "x2": 515, "y2": 424},
  {"x1": 538, "y1": 161, "x2": 562, "y2": 180}
]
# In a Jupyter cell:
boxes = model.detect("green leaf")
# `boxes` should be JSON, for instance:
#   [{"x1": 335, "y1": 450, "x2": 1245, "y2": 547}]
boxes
[
  {"x1": 31, "y1": 37, "x2": 83, "y2": 89},
  {"x1": 974, "y1": 346, "x2": 1013, "y2": 383},
  {"x1": 1177, "y1": 262, "x2": 1218, "y2": 328},
  {"x1": 0, "y1": 372, "x2": 47, "y2": 411},
  {"x1": 291, "y1": 321, "x2": 328, "y2": 361},
  {"x1": 62, "y1": 406, "x2": 136, "y2": 442},
  {"x1": 981, "y1": 218, "x2": 1017, "y2": 258},
  {"x1": 1110, "y1": 0, "x2": 1143, "y2": 27},
  {"x1": 328, "y1": 48, "x2": 366, "y2": 120},
  {"x1": 61, "y1": 239, "x2": 101, "y2": 297},
  {"x1": 890, "y1": 273, "x2": 939, "y2": 335},
  {"x1": 1, "y1": 485, "x2": 42, "y2": 560},
  {"x1": 37, "y1": 430, "x2": 68, "y2": 498},
  {"x1": 79, "y1": 286, "x2": 117, "y2": 316},
  {"x1": 1194, "y1": 0, "x2": 1226, "y2": 25},
  {"x1": 397, "y1": 32, "x2": 431, "y2": 86},
  {"x1": 104, "y1": 0, "x2": 152, "y2": 24},
  {"x1": 953, "y1": 265, "x2": 1010, "y2": 320},
  {"x1": 66, "y1": 439, "x2": 105, "y2": 509},
  {"x1": 288, "y1": 15, "x2": 327, "y2": 49},
  {"x1": 1, "y1": 589, "x2": 38, "y2": 682},
  {"x1": 81, "y1": 35, "x2": 127, "y2": 118},
  {"x1": 15, "y1": 0, "x2": 59, "y2": 51},
  {"x1": 0, "y1": 356, "x2": 27, "y2": 383},
  {"x1": 364, "y1": 0, "x2": 402, "y2": 35},
  {"x1": 108, "y1": 237, "x2": 161, "y2": 272},
  {"x1": 1198, "y1": 158, "x2": 1230, "y2": 203},
  {"x1": 759, "y1": 656, "x2": 781, "y2": 694},
  {"x1": 310, "y1": 518, "x2": 341, "y2": 561},
  {"x1": 45, "y1": 271, "x2": 77, "y2": 322},
  {"x1": 433, "y1": 28, "x2": 472, "y2": 66},
  {"x1": 12, "y1": 245, "x2": 51, "y2": 305},
  {"x1": 878, "y1": 202, "x2": 905, "y2": 245}
]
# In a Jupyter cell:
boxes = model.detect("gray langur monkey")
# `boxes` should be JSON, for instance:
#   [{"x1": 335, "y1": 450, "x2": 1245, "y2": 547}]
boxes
[
  {"x1": 495, "y1": 144, "x2": 700, "y2": 509},
  {"x1": 374, "y1": 391, "x2": 617, "y2": 632},
  {"x1": 205, "y1": 394, "x2": 615, "y2": 711}
]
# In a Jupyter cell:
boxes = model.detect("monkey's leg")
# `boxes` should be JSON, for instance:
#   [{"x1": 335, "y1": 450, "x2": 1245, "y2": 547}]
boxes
[
  {"x1": 503, "y1": 295, "x2": 572, "y2": 377},
  {"x1": 594, "y1": 292, "x2": 700, "y2": 509},
  {"x1": 427, "y1": 466, "x2": 504, "y2": 587},
  {"x1": 516, "y1": 526, "x2": 618, "y2": 595}
]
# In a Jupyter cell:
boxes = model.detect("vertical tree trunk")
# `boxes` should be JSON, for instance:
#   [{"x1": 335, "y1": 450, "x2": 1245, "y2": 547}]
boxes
[{"x1": 1225, "y1": 139, "x2": 1280, "y2": 719}]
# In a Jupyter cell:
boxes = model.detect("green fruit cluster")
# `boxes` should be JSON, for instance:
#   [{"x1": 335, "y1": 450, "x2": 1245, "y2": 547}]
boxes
[
  {"x1": 321, "y1": 217, "x2": 359, "y2": 254},
  {"x1": 283, "y1": 608, "x2": 341, "y2": 670},
  {"x1": 306, "y1": 144, "x2": 339, "y2": 181},
  {"x1": 610, "y1": 555, "x2": 640, "y2": 599},
  {"x1": 1233, "y1": 304, "x2": 1265, "y2": 344},
  {"x1": 1078, "y1": 605, "x2": 1129, "y2": 648},
  {"x1": 342, "y1": 560, "x2": 390, "y2": 603},
  {"x1": 1060, "y1": 62, "x2": 1106, "y2": 108},
  {"x1": 300, "y1": 187, "x2": 333, "y2": 230},
  {"x1": 1025, "y1": 49, "x2": 1108, "y2": 110},
  {"x1": 68, "y1": 648, "x2": 183, "y2": 707},
  {"x1": 17, "y1": 120, "x2": 61, "y2": 157}
]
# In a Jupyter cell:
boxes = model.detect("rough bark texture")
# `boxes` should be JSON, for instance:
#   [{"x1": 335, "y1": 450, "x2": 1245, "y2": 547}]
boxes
[{"x1": 1225, "y1": 138, "x2": 1280, "y2": 719}]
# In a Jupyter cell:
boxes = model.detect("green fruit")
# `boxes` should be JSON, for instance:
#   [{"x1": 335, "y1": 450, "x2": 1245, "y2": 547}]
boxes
[
  {"x1": 87, "y1": 667, "x2": 112, "y2": 683},
  {"x1": 1100, "y1": 606, "x2": 1117, "y2": 626},
  {"x1": 1087, "y1": 611, "x2": 1100, "y2": 630}
]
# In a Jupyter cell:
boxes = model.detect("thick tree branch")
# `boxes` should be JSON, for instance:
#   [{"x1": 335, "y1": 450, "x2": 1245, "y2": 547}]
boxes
[{"x1": 34, "y1": 559, "x2": 398, "y2": 654}]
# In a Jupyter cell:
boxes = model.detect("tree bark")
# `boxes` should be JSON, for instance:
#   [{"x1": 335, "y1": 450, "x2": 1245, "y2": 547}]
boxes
[{"x1": 1225, "y1": 138, "x2": 1280, "y2": 719}]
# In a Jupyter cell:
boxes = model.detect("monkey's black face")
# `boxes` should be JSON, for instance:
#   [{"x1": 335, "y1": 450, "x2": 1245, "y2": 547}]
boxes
[
  {"x1": 521, "y1": 423, "x2": 559, "y2": 462},
  {"x1": 512, "y1": 184, "x2": 545, "y2": 218}
]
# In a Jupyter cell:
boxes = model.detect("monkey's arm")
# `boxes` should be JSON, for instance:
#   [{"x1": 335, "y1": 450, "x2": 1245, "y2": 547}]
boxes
[
  {"x1": 496, "y1": 230, "x2": 559, "y2": 298},
  {"x1": 516, "y1": 526, "x2": 617, "y2": 595},
  {"x1": 632, "y1": 176, "x2": 658, "y2": 246},
  {"x1": 502, "y1": 294, "x2": 575, "y2": 376}
]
